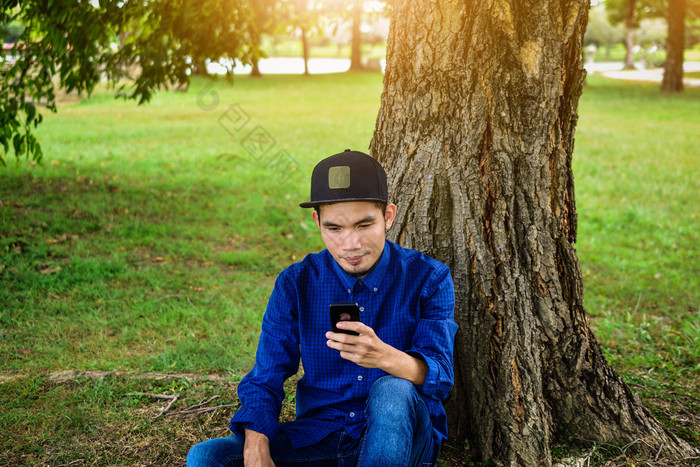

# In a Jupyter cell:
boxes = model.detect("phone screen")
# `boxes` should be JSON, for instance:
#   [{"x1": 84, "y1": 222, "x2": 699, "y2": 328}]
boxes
[{"x1": 330, "y1": 302, "x2": 360, "y2": 335}]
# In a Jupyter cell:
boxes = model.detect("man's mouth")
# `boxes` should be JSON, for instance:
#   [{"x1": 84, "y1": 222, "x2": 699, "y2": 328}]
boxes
[{"x1": 344, "y1": 255, "x2": 365, "y2": 266}]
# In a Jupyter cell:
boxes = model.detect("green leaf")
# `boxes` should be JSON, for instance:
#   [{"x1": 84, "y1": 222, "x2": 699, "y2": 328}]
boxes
[
  {"x1": 25, "y1": 102, "x2": 36, "y2": 126},
  {"x1": 33, "y1": 143, "x2": 43, "y2": 164},
  {"x1": 12, "y1": 133, "x2": 22, "y2": 156}
]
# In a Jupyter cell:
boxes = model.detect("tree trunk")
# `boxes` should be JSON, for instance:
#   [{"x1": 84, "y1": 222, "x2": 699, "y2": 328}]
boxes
[
  {"x1": 251, "y1": 58, "x2": 262, "y2": 78},
  {"x1": 350, "y1": 0, "x2": 363, "y2": 71},
  {"x1": 301, "y1": 27, "x2": 310, "y2": 76},
  {"x1": 370, "y1": 1, "x2": 698, "y2": 465},
  {"x1": 250, "y1": 28, "x2": 263, "y2": 79},
  {"x1": 661, "y1": 0, "x2": 686, "y2": 93},
  {"x1": 191, "y1": 58, "x2": 209, "y2": 77},
  {"x1": 624, "y1": 0, "x2": 637, "y2": 69}
]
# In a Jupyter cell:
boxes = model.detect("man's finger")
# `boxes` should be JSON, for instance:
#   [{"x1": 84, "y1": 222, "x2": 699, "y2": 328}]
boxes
[
  {"x1": 326, "y1": 338, "x2": 357, "y2": 351},
  {"x1": 325, "y1": 331, "x2": 357, "y2": 343},
  {"x1": 339, "y1": 351, "x2": 360, "y2": 363},
  {"x1": 336, "y1": 321, "x2": 370, "y2": 334}
]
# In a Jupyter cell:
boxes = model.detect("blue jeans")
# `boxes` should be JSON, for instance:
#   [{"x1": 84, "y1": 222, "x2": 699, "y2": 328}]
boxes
[{"x1": 187, "y1": 375, "x2": 439, "y2": 466}]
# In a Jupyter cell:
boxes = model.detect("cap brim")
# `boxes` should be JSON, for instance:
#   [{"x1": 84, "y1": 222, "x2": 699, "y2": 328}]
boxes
[{"x1": 299, "y1": 197, "x2": 387, "y2": 208}]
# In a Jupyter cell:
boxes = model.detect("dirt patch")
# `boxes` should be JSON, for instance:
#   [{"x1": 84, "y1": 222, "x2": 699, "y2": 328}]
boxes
[{"x1": 0, "y1": 370, "x2": 230, "y2": 384}]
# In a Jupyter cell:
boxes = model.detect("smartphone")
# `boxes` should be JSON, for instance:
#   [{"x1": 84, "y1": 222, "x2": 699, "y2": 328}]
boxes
[{"x1": 330, "y1": 302, "x2": 360, "y2": 336}]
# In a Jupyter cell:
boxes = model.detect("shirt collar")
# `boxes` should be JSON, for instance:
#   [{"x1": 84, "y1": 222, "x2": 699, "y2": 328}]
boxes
[{"x1": 328, "y1": 240, "x2": 391, "y2": 293}]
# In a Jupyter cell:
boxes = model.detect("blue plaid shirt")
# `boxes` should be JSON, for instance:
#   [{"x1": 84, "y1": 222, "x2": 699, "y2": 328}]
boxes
[{"x1": 230, "y1": 240, "x2": 457, "y2": 449}]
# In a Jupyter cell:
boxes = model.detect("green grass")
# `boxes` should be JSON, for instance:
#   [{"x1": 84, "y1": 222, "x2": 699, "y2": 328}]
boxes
[
  {"x1": 571, "y1": 78, "x2": 700, "y2": 458},
  {"x1": 1, "y1": 73, "x2": 698, "y2": 465},
  {"x1": 1, "y1": 73, "x2": 383, "y2": 376}
]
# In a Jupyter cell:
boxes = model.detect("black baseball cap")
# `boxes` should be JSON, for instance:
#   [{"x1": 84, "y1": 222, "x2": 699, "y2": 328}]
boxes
[{"x1": 299, "y1": 149, "x2": 388, "y2": 208}]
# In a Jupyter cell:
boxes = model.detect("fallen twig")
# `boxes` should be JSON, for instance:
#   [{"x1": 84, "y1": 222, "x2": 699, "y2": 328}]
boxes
[
  {"x1": 129, "y1": 392, "x2": 177, "y2": 400},
  {"x1": 128, "y1": 392, "x2": 179, "y2": 419},
  {"x1": 185, "y1": 394, "x2": 221, "y2": 409},
  {"x1": 57, "y1": 459, "x2": 84, "y2": 466},
  {"x1": 621, "y1": 439, "x2": 642, "y2": 454},
  {"x1": 155, "y1": 395, "x2": 179, "y2": 419},
  {"x1": 165, "y1": 394, "x2": 238, "y2": 416},
  {"x1": 167, "y1": 403, "x2": 238, "y2": 416},
  {"x1": 654, "y1": 442, "x2": 664, "y2": 462}
]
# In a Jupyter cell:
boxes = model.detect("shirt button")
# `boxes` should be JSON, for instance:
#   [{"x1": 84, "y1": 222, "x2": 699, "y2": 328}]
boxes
[
  {"x1": 347, "y1": 289, "x2": 351, "y2": 294},
  {"x1": 373, "y1": 287, "x2": 378, "y2": 292},
  {"x1": 357, "y1": 375, "x2": 363, "y2": 381},
  {"x1": 359, "y1": 306, "x2": 365, "y2": 312},
  {"x1": 349, "y1": 412, "x2": 355, "y2": 418}
]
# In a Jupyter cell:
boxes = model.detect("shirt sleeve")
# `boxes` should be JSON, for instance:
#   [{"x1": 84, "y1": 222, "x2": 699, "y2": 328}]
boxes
[
  {"x1": 406, "y1": 263, "x2": 458, "y2": 401},
  {"x1": 229, "y1": 271, "x2": 301, "y2": 441}
]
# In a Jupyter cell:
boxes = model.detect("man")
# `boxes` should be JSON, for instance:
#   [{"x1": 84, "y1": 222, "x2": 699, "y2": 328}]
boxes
[{"x1": 188, "y1": 150, "x2": 458, "y2": 466}]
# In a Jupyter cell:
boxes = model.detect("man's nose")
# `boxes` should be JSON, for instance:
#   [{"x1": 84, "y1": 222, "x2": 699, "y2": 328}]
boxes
[{"x1": 341, "y1": 230, "x2": 362, "y2": 251}]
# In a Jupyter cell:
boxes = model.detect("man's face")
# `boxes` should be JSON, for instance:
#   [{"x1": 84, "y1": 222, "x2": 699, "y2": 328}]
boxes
[{"x1": 312, "y1": 201, "x2": 397, "y2": 278}]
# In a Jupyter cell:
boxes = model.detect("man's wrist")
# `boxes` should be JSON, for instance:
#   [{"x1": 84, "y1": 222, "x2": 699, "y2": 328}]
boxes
[
  {"x1": 243, "y1": 429, "x2": 274, "y2": 466},
  {"x1": 381, "y1": 346, "x2": 428, "y2": 385},
  {"x1": 244, "y1": 429, "x2": 270, "y2": 450}
]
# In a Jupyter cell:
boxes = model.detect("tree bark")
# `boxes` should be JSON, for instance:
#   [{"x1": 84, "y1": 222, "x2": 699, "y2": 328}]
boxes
[
  {"x1": 301, "y1": 26, "x2": 310, "y2": 76},
  {"x1": 350, "y1": 0, "x2": 363, "y2": 71},
  {"x1": 250, "y1": 28, "x2": 263, "y2": 78},
  {"x1": 251, "y1": 57, "x2": 262, "y2": 78},
  {"x1": 370, "y1": 0, "x2": 698, "y2": 465},
  {"x1": 624, "y1": 0, "x2": 637, "y2": 69},
  {"x1": 661, "y1": 0, "x2": 686, "y2": 93}
]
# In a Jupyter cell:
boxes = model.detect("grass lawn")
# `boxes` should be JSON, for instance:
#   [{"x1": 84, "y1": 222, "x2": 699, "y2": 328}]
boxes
[{"x1": 1, "y1": 73, "x2": 698, "y2": 465}]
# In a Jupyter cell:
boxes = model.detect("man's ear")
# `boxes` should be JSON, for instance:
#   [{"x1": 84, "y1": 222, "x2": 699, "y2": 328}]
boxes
[
  {"x1": 312, "y1": 209, "x2": 321, "y2": 229},
  {"x1": 384, "y1": 203, "x2": 397, "y2": 230}
]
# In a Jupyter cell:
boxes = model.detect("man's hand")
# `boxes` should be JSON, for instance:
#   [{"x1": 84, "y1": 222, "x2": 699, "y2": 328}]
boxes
[
  {"x1": 326, "y1": 322, "x2": 428, "y2": 385},
  {"x1": 243, "y1": 429, "x2": 275, "y2": 467},
  {"x1": 326, "y1": 321, "x2": 388, "y2": 368}
]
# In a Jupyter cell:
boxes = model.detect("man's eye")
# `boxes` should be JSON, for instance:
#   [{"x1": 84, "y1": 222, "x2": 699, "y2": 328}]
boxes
[{"x1": 358, "y1": 224, "x2": 371, "y2": 229}]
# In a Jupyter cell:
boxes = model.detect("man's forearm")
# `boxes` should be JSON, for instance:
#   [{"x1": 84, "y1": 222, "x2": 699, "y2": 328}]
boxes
[
  {"x1": 381, "y1": 344, "x2": 428, "y2": 385},
  {"x1": 243, "y1": 429, "x2": 274, "y2": 467},
  {"x1": 326, "y1": 321, "x2": 428, "y2": 384}
]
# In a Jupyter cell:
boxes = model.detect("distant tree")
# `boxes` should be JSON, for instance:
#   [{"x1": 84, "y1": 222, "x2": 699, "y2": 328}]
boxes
[
  {"x1": 607, "y1": 0, "x2": 643, "y2": 68},
  {"x1": 182, "y1": 0, "x2": 255, "y2": 77},
  {"x1": 323, "y1": 0, "x2": 375, "y2": 70},
  {"x1": 585, "y1": 5, "x2": 625, "y2": 57},
  {"x1": 281, "y1": 0, "x2": 325, "y2": 76},
  {"x1": 661, "y1": 0, "x2": 687, "y2": 91},
  {"x1": 350, "y1": 0, "x2": 363, "y2": 70},
  {"x1": 247, "y1": 0, "x2": 277, "y2": 78},
  {"x1": 607, "y1": 0, "x2": 698, "y2": 92},
  {"x1": 0, "y1": 0, "x2": 252, "y2": 165}
]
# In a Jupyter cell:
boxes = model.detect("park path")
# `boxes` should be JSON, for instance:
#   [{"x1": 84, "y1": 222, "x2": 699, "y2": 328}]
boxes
[
  {"x1": 215, "y1": 57, "x2": 700, "y2": 88},
  {"x1": 587, "y1": 61, "x2": 700, "y2": 87}
]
